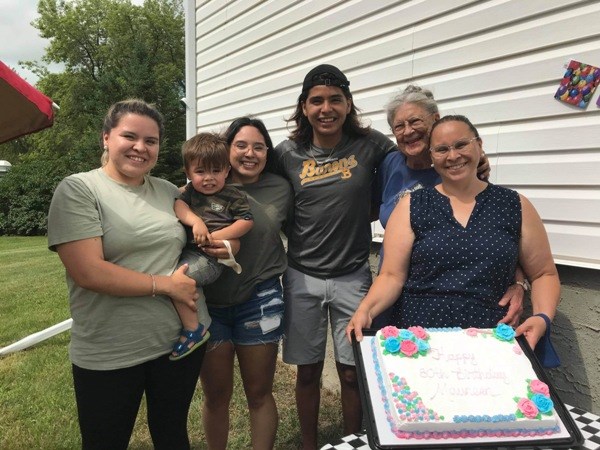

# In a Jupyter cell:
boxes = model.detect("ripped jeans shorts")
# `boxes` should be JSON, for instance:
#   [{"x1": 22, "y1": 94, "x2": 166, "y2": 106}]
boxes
[{"x1": 206, "y1": 277, "x2": 284, "y2": 345}]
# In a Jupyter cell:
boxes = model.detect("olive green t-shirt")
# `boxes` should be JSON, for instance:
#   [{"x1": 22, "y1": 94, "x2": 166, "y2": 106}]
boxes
[{"x1": 48, "y1": 168, "x2": 199, "y2": 370}]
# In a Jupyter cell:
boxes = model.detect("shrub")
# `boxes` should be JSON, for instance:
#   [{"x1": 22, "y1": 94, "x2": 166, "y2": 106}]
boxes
[{"x1": 0, "y1": 155, "x2": 86, "y2": 235}]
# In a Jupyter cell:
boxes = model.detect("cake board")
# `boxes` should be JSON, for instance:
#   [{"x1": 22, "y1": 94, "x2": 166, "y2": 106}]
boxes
[{"x1": 352, "y1": 330, "x2": 583, "y2": 449}]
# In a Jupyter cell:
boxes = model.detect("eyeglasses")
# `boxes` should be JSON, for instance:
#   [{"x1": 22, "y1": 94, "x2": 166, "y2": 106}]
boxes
[
  {"x1": 233, "y1": 141, "x2": 267, "y2": 153},
  {"x1": 392, "y1": 114, "x2": 432, "y2": 135},
  {"x1": 430, "y1": 137, "x2": 479, "y2": 156}
]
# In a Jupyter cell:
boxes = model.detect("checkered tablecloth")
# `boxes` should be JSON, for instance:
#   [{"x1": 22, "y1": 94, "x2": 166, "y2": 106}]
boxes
[{"x1": 321, "y1": 405, "x2": 600, "y2": 450}]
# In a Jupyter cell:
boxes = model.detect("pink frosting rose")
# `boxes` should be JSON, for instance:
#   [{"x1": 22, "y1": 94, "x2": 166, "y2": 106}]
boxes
[
  {"x1": 517, "y1": 398, "x2": 539, "y2": 419},
  {"x1": 529, "y1": 380, "x2": 550, "y2": 396},
  {"x1": 400, "y1": 340, "x2": 418, "y2": 357},
  {"x1": 381, "y1": 326, "x2": 399, "y2": 338},
  {"x1": 466, "y1": 327, "x2": 479, "y2": 337},
  {"x1": 408, "y1": 326, "x2": 428, "y2": 340}
]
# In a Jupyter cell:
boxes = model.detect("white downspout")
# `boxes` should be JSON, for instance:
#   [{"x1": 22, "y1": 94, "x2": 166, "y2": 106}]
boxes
[{"x1": 183, "y1": 0, "x2": 197, "y2": 139}]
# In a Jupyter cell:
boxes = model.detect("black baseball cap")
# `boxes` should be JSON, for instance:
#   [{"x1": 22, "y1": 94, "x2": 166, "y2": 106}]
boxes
[{"x1": 302, "y1": 64, "x2": 350, "y2": 93}]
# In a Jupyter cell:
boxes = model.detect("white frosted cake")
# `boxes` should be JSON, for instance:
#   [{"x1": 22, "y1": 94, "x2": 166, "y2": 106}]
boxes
[{"x1": 371, "y1": 325, "x2": 560, "y2": 439}]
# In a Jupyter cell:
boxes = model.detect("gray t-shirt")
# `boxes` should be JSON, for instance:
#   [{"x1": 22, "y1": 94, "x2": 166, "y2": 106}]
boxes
[
  {"x1": 203, "y1": 172, "x2": 293, "y2": 307},
  {"x1": 47, "y1": 168, "x2": 188, "y2": 370},
  {"x1": 274, "y1": 130, "x2": 395, "y2": 278}
]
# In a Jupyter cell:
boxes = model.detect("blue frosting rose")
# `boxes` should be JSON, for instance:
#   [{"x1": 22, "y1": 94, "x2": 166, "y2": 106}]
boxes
[
  {"x1": 494, "y1": 323, "x2": 516, "y2": 341},
  {"x1": 398, "y1": 329, "x2": 415, "y2": 341},
  {"x1": 384, "y1": 337, "x2": 401, "y2": 353},
  {"x1": 531, "y1": 393, "x2": 554, "y2": 414},
  {"x1": 416, "y1": 339, "x2": 430, "y2": 352}
]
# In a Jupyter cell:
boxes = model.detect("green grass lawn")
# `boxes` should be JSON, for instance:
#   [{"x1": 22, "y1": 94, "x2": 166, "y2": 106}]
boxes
[{"x1": 0, "y1": 236, "x2": 344, "y2": 449}]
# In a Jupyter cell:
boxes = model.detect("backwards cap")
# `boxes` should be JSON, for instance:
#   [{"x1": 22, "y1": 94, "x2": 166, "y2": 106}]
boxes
[{"x1": 302, "y1": 64, "x2": 350, "y2": 93}]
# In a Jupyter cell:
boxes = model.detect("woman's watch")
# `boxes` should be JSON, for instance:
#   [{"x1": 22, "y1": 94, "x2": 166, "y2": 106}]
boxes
[{"x1": 515, "y1": 279, "x2": 531, "y2": 292}]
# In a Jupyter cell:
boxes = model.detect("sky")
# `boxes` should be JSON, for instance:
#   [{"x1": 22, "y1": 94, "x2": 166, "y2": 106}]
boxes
[
  {"x1": 1, "y1": 0, "x2": 51, "y2": 85},
  {"x1": 1, "y1": 0, "x2": 144, "y2": 86}
]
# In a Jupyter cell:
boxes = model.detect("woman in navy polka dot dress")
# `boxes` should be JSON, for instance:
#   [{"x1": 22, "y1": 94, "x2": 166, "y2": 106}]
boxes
[{"x1": 347, "y1": 115, "x2": 560, "y2": 351}]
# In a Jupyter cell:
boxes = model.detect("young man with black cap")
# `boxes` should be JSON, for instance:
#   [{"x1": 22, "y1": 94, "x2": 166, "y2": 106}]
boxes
[{"x1": 274, "y1": 64, "x2": 396, "y2": 449}]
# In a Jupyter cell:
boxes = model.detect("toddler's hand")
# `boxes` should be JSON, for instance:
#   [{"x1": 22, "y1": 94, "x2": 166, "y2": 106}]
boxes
[{"x1": 192, "y1": 221, "x2": 211, "y2": 246}]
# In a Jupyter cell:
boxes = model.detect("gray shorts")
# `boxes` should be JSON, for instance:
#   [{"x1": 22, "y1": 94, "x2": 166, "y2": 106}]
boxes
[
  {"x1": 178, "y1": 247, "x2": 223, "y2": 286},
  {"x1": 282, "y1": 262, "x2": 372, "y2": 366}
]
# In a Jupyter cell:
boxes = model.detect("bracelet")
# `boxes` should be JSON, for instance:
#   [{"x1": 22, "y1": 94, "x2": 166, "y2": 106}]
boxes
[
  {"x1": 515, "y1": 280, "x2": 529, "y2": 292},
  {"x1": 150, "y1": 274, "x2": 156, "y2": 297}
]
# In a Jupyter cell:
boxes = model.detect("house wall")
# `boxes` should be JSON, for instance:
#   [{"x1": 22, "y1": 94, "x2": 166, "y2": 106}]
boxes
[{"x1": 188, "y1": 0, "x2": 600, "y2": 413}]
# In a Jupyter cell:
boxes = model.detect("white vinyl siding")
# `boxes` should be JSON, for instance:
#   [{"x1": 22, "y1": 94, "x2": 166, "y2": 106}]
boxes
[{"x1": 189, "y1": 0, "x2": 600, "y2": 269}]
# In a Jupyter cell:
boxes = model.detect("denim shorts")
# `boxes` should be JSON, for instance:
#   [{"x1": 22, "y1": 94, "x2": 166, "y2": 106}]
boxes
[{"x1": 207, "y1": 277, "x2": 284, "y2": 345}]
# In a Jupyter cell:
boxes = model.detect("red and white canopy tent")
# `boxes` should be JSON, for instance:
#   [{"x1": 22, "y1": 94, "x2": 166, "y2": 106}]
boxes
[
  {"x1": 0, "y1": 60, "x2": 66, "y2": 357},
  {"x1": 0, "y1": 59, "x2": 55, "y2": 144}
]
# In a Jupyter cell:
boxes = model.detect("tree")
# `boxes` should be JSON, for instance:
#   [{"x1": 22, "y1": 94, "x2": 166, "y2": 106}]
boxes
[
  {"x1": 0, "y1": 153, "x2": 85, "y2": 235},
  {"x1": 0, "y1": 0, "x2": 186, "y2": 235}
]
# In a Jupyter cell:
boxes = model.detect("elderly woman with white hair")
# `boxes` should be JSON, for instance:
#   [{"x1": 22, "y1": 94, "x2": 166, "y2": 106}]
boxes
[{"x1": 373, "y1": 85, "x2": 525, "y2": 329}]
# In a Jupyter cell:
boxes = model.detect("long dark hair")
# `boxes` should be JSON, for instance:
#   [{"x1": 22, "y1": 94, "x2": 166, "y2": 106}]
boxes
[
  {"x1": 224, "y1": 116, "x2": 277, "y2": 173},
  {"x1": 286, "y1": 88, "x2": 370, "y2": 147}
]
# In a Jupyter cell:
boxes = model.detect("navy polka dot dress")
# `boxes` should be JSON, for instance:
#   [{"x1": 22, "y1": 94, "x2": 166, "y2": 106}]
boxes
[{"x1": 390, "y1": 183, "x2": 521, "y2": 329}]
